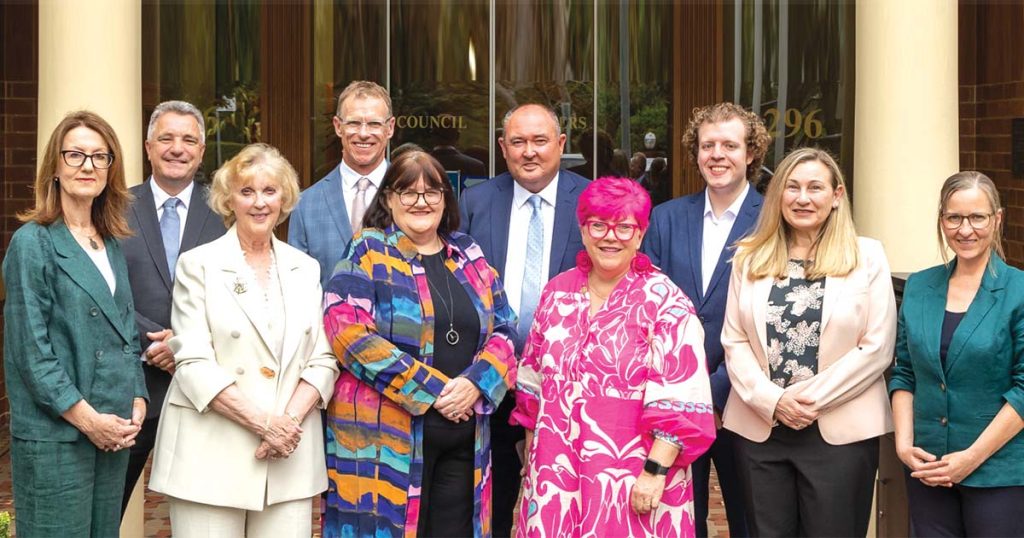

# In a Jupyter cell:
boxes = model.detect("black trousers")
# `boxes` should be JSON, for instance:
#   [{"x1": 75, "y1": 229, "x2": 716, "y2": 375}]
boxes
[
  {"x1": 418, "y1": 420, "x2": 476, "y2": 538},
  {"x1": 120, "y1": 414, "x2": 159, "y2": 518},
  {"x1": 692, "y1": 428, "x2": 749, "y2": 537},
  {"x1": 489, "y1": 396, "x2": 524, "y2": 538},
  {"x1": 734, "y1": 424, "x2": 878, "y2": 538},
  {"x1": 906, "y1": 472, "x2": 1024, "y2": 537}
]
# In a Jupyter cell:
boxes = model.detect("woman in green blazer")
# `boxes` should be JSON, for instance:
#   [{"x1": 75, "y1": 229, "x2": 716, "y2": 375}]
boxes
[
  {"x1": 3, "y1": 111, "x2": 147, "y2": 537},
  {"x1": 890, "y1": 171, "x2": 1024, "y2": 537}
]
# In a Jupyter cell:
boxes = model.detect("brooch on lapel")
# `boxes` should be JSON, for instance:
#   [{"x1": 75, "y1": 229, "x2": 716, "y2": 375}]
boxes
[{"x1": 233, "y1": 276, "x2": 248, "y2": 295}]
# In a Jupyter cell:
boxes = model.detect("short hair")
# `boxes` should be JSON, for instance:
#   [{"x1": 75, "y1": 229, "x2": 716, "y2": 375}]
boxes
[
  {"x1": 362, "y1": 150, "x2": 460, "y2": 235},
  {"x1": 682, "y1": 102, "x2": 771, "y2": 182},
  {"x1": 734, "y1": 147, "x2": 858, "y2": 280},
  {"x1": 937, "y1": 171, "x2": 1005, "y2": 263},
  {"x1": 20, "y1": 110, "x2": 133, "y2": 239},
  {"x1": 147, "y1": 100, "x2": 206, "y2": 144},
  {"x1": 576, "y1": 176, "x2": 652, "y2": 231},
  {"x1": 501, "y1": 103, "x2": 562, "y2": 136},
  {"x1": 208, "y1": 143, "x2": 300, "y2": 227},
  {"x1": 335, "y1": 80, "x2": 392, "y2": 118}
]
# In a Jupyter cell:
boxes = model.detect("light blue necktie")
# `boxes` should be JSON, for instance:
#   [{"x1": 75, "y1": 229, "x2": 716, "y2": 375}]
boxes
[
  {"x1": 517, "y1": 195, "x2": 544, "y2": 354},
  {"x1": 160, "y1": 197, "x2": 181, "y2": 278}
]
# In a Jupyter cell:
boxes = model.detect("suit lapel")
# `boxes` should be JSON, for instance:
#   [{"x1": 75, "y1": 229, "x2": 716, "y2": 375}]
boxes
[
  {"x1": 490, "y1": 175, "x2": 513, "y2": 275},
  {"x1": 686, "y1": 195, "x2": 705, "y2": 303},
  {"x1": 549, "y1": 174, "x2": 580, "y2": 279},
  {"x1": 945, "y1": 259, "x2": 1004, "y2": 373},
  {"x1": 133, "y1": 180, "x2": 174, "y2": 290},
  {"x1": 751, "y1": 275, "x2": 772, "y2": 356},
  {"x1": 820, "y1": 273, "x2": 847, "y2": 333},
  {"x1": 705, "y1": 190, "x2": 762, "y2": 304},
  {"x1": 217, "y1": 229, "x2": 276, "y2": 358},
  {"x1": 921, "y1": 270, "x2": 950, "y2": 376},
  {"x1": 322, "y1": 167, "x2": 353, "y2": 242},
  {"x1": 50, "y1": 223, "x2": 132, "y2": 344},
  {"x1": 275, "y1": 239, "x2": 304, "y2": 372},
  {"x1": 180, "y1": 183, "x2": 217, "y2": 252}
]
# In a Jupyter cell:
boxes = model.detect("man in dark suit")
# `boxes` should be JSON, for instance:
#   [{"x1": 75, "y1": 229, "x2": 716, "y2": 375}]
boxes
[
  {"x1": 430, "y1": 113, "x2": 486, "y2": 186},
  {"x1": 642, "y1": 102, "x2": 770, "y2": 538},
  {"x1": 459, "y1": 103, "x2": 588, "y2": 537},
  {"x1": 289, "y1": 80, "x2": 395, "y2": 286},
  {"x1": 120, "y1": 100, "x2": 227, "y2": 516}
]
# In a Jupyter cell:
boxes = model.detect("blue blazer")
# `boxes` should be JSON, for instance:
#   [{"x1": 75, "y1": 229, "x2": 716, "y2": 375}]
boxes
[
  {"x1": 889, "y1": 254, "x2": 1024, "y2": 487},
  {"x1": 642, "y1": 187, "x2": 763, "y2": 411},
  {"x1": 458, "y1": 170, "x2": 589, "y2": 281},
  {"x1": 288, "y1": 166, "x2": 354, "y2": 287}
]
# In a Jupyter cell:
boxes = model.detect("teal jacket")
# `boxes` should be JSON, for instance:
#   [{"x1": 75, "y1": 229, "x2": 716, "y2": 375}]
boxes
[
  {"x1": 3, "y1": 220, "x2": 146, "y2": 442},
  {"x1": 889, "y1": 254, "x2": 1024, "y2": 487}
]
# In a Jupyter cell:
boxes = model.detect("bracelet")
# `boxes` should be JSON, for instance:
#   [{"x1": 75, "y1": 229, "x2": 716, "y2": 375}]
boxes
[{"x1": 286, "y1": 412, "x2": 301, "y2": 425}]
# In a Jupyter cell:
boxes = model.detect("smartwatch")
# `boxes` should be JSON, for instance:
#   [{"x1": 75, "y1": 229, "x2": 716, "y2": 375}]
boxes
[{"x1": 643, "y1": 458, "x2": 670, "y2": 476}]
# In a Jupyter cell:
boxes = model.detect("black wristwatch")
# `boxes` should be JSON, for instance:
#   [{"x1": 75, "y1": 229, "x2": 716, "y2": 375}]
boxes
[{"x1": 643, "y1": 458, "x2": 670, "y2": 476}]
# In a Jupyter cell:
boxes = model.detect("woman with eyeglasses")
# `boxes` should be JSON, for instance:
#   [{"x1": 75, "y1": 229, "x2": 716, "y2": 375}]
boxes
[
  {"x1": 511, "y1": 177, "x2": 716, "y2": 537},
  {"x1": 3, "y1": 111, "x2": 146, "y2": 536},
  {"x1": 322, "y1": 150, "x2": 516, "y2": 537},
  {"x1": 890, "y1": 171, "x2": 1024, "y2": 537}
]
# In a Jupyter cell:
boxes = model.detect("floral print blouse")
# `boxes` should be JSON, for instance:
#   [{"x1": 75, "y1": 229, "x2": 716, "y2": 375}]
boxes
[{"x1": 766, "y1": 260, "x2": 826, "y2": 388}]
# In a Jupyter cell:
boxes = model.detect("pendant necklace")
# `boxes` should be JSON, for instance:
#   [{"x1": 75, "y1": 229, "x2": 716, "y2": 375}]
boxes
[
  {"x1": 426, "y1": 268, "x2": 460, "y2": 346},
  {"x1": 71, "y1": 226, "x2": 100, "y2": 250}
]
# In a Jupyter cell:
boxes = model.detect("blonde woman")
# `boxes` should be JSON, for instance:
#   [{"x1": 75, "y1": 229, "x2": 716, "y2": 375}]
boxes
[{"x1": 722, "y1": 147, "x2": 896, "y2": 537}]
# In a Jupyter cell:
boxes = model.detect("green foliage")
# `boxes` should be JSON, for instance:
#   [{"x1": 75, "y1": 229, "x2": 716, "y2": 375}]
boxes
[{"x1": 0, "y1": 511, "x2": 11, "y2": 538}]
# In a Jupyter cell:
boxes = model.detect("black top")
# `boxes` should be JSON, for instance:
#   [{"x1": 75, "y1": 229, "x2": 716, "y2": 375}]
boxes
[
  {"x1": 766, "y1": 260, "x2": 826, "y2": 388},
  {"x1": 940, "y1": 310, "x2": 967, "y2": 369},
  {"x1": 421, "y1": 250, "x2": 480, "y2": 428}
]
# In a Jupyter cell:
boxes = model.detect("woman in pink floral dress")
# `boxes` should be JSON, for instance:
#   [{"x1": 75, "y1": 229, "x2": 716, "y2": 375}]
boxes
[{"x1": 510, "y1": 177, "x2": 717, "y2": 537}]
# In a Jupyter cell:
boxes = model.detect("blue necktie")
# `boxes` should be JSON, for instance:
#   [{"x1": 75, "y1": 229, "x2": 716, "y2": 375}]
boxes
[
  {"x1": 517, "y1": 195, "x2": 544, "y2": 354},
  {"x1": 160, "y1": 197, "x2": 181, "y2": 278}
]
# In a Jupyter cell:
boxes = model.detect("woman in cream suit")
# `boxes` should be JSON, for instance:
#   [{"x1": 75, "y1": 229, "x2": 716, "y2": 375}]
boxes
[
  {"x1": 150, "y1": 144, "x2": 339, "y2": 537},
  {"x1": 722, "y1": 148, "x2": 897, "y2": 537}
]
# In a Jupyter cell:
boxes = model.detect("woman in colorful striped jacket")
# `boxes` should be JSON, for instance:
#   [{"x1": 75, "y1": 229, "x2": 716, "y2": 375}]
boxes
[{"x1": 322, "y1": 150, "x2": 517, "y2": 538}]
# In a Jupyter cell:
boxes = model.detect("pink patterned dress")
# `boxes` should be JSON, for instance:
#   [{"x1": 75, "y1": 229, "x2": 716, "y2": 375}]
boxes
[{"x1": 510, "y1": 264, "x2": 716, "y2": 538}]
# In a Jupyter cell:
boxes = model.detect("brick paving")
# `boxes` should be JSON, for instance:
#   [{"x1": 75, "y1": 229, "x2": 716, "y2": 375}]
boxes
[{"x1": 0, "y1": 432, "x2": 732, "y2": 537}]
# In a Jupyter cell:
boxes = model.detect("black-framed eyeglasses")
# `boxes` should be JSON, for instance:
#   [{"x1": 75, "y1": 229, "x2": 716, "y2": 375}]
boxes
[
  {"x1": 584, "y1": 220, "x2": 641, "y2": 241},
  {"x1": 336, "y1": 116, "x2": 392, "y2": 134},
  {"x1": 941, "y1": 212, "x2": 992, "y2": 230},
  {"x1": 60, "y1": 150, "x2": 115, "y2": 169},
  {"x1": 394, "y1": 189, "x2": 443, "y2": 207}
]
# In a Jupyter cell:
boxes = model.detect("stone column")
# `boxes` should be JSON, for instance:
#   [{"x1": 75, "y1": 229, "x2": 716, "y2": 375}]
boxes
[
  {"x1": 853, "y1": 0, "x2": 959, "y2": 272},
  {"x1": 37, "y1": 0, "x2": 143, "y2": 186}
]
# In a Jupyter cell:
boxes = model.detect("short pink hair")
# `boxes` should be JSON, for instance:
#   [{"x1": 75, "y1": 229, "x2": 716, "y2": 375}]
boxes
[{"x1": 576, "y1": 176, "x2": 652, "y2": 230}]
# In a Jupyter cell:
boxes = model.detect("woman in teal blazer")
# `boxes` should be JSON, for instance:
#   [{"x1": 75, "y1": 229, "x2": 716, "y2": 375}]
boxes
[
  {"x1": 890, "y1": 171, "x2": 1024, "y2": 537},
  {"x1": 3, "y1": 111, "x2": 146, "y2": 537}
]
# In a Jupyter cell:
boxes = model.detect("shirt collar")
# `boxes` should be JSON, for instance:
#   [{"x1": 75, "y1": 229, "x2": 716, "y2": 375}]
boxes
[
  {"x1": 339, "y1": 159, "x2": 387, "y2": 191},
  {"x1": 150, "y1": 177, "x2": 194, "y2": 210},
  {"x1": 703, "y1": 181, "x2": 749, "y2": 220},
  {"x1": 512, "y1": 172, "x2": 560, "y2": 209}
]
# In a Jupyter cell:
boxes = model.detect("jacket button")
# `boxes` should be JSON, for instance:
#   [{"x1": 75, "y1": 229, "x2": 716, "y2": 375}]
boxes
[
  {"x1": 123, "y1": 344, "x2": 131, "y2": 353},
  {"x1": 231, "y1": 331, "x2": 240, "y2": 339},
  {"x1": 235, "y1": 367, "x2": 245, "y2": 375},
  {"x1": 698, "y1": 315, "x2": 707, "y2": 323},
  {"x1": 89, "y1": 307, "x2": 99, "y2": 317},
  {"x1": 940, "y1": 383, "x2": 946, "y2": 392},
  {"x1": 305, "y1": 327, "x2": 311, "y2": 335},
  {"x1": 260, "y1": 367, "x2": 276, "y2": 379},
  {"x1": 95, "y1": 350, "x2": 104, "y2": 359},
  {"x1": 940, "y1": 417, "x2": 948, "y2": 426}
]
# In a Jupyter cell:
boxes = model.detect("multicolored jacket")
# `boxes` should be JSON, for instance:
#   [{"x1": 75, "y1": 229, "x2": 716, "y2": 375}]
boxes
[{"x1": 322, "y1": 225, "x2": 516, "y2": 538}]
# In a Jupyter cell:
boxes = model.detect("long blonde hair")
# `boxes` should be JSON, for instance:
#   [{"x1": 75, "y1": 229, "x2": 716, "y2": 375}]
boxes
[
  {"x1": 936, "y1": 171, "x2": 1005, "y2": 264},
  {"x1": 733, "y1": 147, "x2": 859, "y2": 280}
]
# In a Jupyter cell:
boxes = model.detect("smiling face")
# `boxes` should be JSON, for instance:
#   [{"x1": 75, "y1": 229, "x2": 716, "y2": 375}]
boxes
[
  {"x1": 333, "y1": 95, "x2": 395, "y2": 176},
  {"x1": 387, "y1": 176, "x2": 445, "y2": 243},
  {"x1": 57, "y1": 126, "x2": 110, "y2": 206},
  {"x1": 696, "y1": 117, "x2": 753, "y2": 195},
  {"x1": 780, "y1": 159, "x2": 844, "y2": 239},
  {"x1": 145, "y1": 112, "x2": 205, "y2": 189},
  {"x1": 942, "y1": 187, "x2": 1002, "y2": 265},
  {"x1": 499, "y1": 105, "x2": 567, "y2": 193},
  {"x1": 229, "y1": 173, "x2": 283, "y2": 241},
  {"x1": 581, "y1": 215, "x2": 644, "y2": 280}
]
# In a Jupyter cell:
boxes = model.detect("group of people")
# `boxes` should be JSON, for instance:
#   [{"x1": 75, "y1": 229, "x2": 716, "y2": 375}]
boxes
[{"x1": 2, "y1": 78, "x2": 1022, "y2": 538}]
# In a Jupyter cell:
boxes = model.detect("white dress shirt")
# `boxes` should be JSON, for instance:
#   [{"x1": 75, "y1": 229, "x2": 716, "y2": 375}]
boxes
[
  {"x1": 701, "y1": 182, "x2": 749, "y2": 294},
  {"x1": 503, "y1": 174, "x2": 559, "y2": 315},
  {"x1": 151, "y1": 178, "x2": 194, "y2": 247},
  {"x1": 339, "y1": 159, "x2": 386, "y2": 221}
]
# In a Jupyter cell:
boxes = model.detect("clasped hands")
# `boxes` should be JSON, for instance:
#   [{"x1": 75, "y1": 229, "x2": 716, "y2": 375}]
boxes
[
  {"x1": 773, "y1": 391, "x2": 818, "y2": 430},
  {"x1": 255, "y1": 414, "x2": 303, "y2": 460},
  {"x1": 88, "y1": 398, "x2": 146, "y2": 452},
  {"x1": 897, "y1": 443, "x2": 981, "y2": 488},
  {"x1": 433, "y1": 377, "x2": 480, "y2": 423}
]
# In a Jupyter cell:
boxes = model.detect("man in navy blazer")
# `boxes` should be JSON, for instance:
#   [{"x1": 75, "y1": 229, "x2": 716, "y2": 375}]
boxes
[
  {"x1": 289, "y1": 81, "x2": 395, "y2": 286},
  {"x1": 120, "y1": 101, "x2": 227, "y2": 516},
  {"x1": 459, "y1": 103, "x2": 588, "y2": 537},
  {"x1": 642, "y1": 102, "x2": 770, "y2": 538}
]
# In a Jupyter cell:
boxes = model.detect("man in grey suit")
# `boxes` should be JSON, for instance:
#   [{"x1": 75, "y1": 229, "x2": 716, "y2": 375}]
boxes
[
  {"x1": 289, "y1": 80, "x2": 395, "y2": 285},
  {"x1": 120, "y1": 101, "x2": 227, "y2": 516}
]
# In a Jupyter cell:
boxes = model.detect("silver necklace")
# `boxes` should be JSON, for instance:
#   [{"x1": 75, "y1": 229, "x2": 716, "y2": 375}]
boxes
[{"x1": 426, "y1": 266, "x2": 460, "y2": 346}]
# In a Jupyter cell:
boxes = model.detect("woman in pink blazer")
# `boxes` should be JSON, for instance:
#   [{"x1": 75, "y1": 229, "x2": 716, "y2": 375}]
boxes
[{"x1": 722, "y1": 148, "x2": 897, "y2": 537}]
